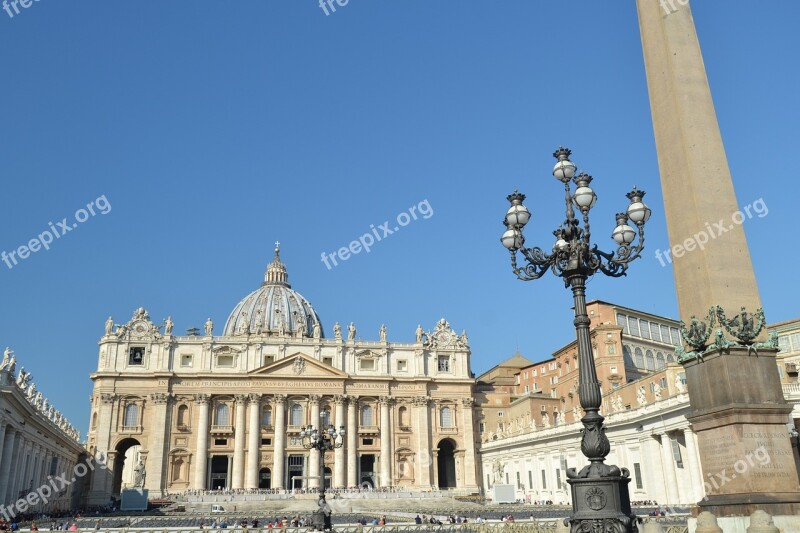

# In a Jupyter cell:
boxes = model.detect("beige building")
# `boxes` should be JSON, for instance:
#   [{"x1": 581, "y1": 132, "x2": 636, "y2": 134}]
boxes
[{"x1": 85, "y1": 248, "x2": 479, "y2": 505}]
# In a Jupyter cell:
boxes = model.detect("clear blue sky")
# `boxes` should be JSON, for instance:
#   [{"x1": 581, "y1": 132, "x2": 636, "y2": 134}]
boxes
[{"x1": 1, "y1": 1, "x2": 797, "y2": 437}]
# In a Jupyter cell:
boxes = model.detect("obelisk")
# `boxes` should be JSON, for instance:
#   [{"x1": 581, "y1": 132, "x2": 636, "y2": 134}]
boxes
[{"x1": 635, "y1": 0, "x2": 800, "y2": 517}]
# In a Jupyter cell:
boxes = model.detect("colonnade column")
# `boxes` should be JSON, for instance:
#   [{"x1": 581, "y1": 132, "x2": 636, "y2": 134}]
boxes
[
  {"x1": 660, "y1": 432, "x2": 680, "y2": 504},
  {"x1": 146, "y1": 393, "x2": 171, "y2": 495},
  {"x1": 0, "y1": 425, "x2": 16, "y2": 504},
  {"x1": 245, "y1": 394, "x2": 262, "y2": 489},
  {"x1": 232, "y1": 395, "x2": 248, "y2": 489},
  {"x1": 333, "y1": 395, "x2": 346, "y2": 488},
  {"x1": 7, "y1": 434, "x2": 23, "y2": 505},
  {"x1": 308, "y1": 395, "x2": 321, "y2": 489},
  {"x1": 346, "y1": 396, "x2": 357, "y2": 487},
  {"x1": 461, "y1": 397, "x2": 478, "y2": 488},
  {"x1": 414, "y1": 396, "x2": 431, "y2": 487},
  {"x1": 272, "y1": 395, "x2": 287, "y2": 489},
  {"x1": 93, "y1": 393, "x2": 117, "y2": 498},
  {"x1": 379, "y1": 396, "x2": 392, "y2": 487},
  {"x1": 682, "y1": 427, "x2": 703, "y2": 501},
  {"x1": 193, "y1": 394, "x2": 210, "y2": 489}
]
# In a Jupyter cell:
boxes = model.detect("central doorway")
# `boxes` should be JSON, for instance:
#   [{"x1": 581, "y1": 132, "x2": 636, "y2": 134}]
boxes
[
  {"x1": 437, "y1": 439, "x2": 456, "y2": 489},
  {"x1": 210, "y1": 456, "x2": 229, "y2": 490},
  {"x1": 359, "y1": 455, "x2": 375, "y2": 487},
  {"x1": 288, "y1": 454, "x2": 305, "y2": 489}
]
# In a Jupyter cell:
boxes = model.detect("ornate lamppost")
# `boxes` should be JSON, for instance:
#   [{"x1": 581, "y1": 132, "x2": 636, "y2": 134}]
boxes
[
  {"x1": 299, "y1": 424, "x2": 345, "y2": 531},
  {"x1": 501, "y1": 147, "x2": 651, "y2": 532}
]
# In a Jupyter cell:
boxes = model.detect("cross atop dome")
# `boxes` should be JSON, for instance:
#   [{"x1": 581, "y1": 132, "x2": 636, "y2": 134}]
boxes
[{"x1": 264, "y1": 241, "x2": 290, "y2": 287}]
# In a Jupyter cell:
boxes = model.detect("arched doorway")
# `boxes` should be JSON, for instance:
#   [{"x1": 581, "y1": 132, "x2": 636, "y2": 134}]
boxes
[
  {"x1": 112, "y1": 438, "x2": 142, "y2": 495},
  {"x1": 323, "y1": 467, "x2": 332, "y2": 490},
  {"x1": 259, "y1": 468, "x2": 271, "y2": 489},
  {"x1": 437, "y1": 439, "x2": 457, "y2": 489}
]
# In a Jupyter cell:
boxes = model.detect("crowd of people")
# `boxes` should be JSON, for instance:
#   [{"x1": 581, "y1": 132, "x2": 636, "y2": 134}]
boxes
[{"x1": 181, "y1": 486, "x2": 417, "y2": 498}]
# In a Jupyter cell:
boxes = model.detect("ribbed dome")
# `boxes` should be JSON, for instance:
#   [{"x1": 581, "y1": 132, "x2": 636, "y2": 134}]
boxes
[{"x1": 223, "y1": 247, "x2": 323, "y2": 337}]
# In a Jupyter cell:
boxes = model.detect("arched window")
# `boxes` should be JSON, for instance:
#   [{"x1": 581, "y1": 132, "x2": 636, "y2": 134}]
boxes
[
  {"x1": 667, "y1": 353, "x2": 675, "y2": 363},
  {"x1": 634, "y1": 348, "x2": 644, "y2": 368},
  {"x1": 398, "y1": 406, "x2": 409, "y2": 426},
  {"x1": 320, "y1": 407, "x2": 331, "y2": 428},
  {"x1": 215, "y1": 404, "x2": 230, "y2": 426},
  {"x1": 656, "y1": 352, "x2": 665, "y2": 370},
  {"x1": 124, "y1": 404, "x2": 138, "y2": 427},
  {"x1": 262, "y1": 406, "x2": 272, "y2": 427},
  {"x1": 177, "y1": 405, "x2": 189, "y2": 427},
  {"x1": 290, "y1": 403, "x2": 303, "y2": 426},
  {"x1": 361, "y1": 404, "x2": 373, "y2": 426},
  {"x1": 91, "y1": 412, "x2": 98, "y2": 429},
  {"x1": 440, "y1": 407, "x2": 453, "y2": 428},
  {"x1": 645, "y1": 350, "x2": 655, "y2": 371}
]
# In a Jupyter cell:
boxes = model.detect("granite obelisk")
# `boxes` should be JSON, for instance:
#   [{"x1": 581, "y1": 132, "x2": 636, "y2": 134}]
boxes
[{"x1": 635, "y1": 0, "x2": 800, "y2": 517}]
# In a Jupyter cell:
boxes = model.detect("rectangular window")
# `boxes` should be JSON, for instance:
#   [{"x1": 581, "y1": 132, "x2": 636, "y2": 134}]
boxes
[
  {"x1": 541, "y1": 470, "x2": 547, "y2": 489},
  {"x1": 640, "y1": 320, "x2": 651, "y2": 339},
  {"x1": 633, "y1": 463, "x2": 643, "y2": 489},
  {"x1": 790, "y1": 332, "x2": 800, "y2": 351},
  {"x1": 532, "y1": 370, "x2": 537, "y2": 377},
  {"x1": 610, "y1": 366, "x2": 618, "y2": 374},
  {"x1": 651, "y1": 324, "x2": 662, "y2": 342},
  {"x1": 670, "y1": 328, "x2": 681, "y2": 346},
  {"x1": 397, "y1": 360, "x2": 408, "y2": 372},
  {"x1": 661, "y1": 325, "x2": 671, "y2": 344},
  {"x1": 498, "y1": 411, "x2": 504, "y2": 417},
  {"x1": 660, "y1": 377, "x2": 667, "y2": 388},
  {"x1": 360, "y1": 358, "x2": 375, "y2": 371},
  {"x1": 263, "y1": 355, "x2": 275, "y2": 366},
  {"x1": 438, "y1": 356, "x2": 450, "y2": 372},
  {"x1": 779, "y1": 335, "x2": 790, "y2": 352},
  {"x1": 671, "y1": 437, "x2": 684, "y2": 468},
  {"x1": 616, "y1": 313, "x2": 628, "y2": 334},
  {"x1": 533, "y1": 383, "x2": 539, "y2": 391},
  {"x1": 528, "y1": 471, "x2": 533, "y2": 490},
  {"x1": 505, "y1": 473, "x2": 509, "y2": 484},
  {"x1": 550, "y1": 376, "x2": 558, "y2": 385},
  {"x1": 628, "y1": 318, "x2": 640, "y2": 337},
  {"x1": 180, "y1": 354, "x2": 193, "y2": 367},
  {"x1": 217, "y1": 355, "x2": 234, "y2": 367},
  {"x1": 214, "y1": 438, "x2": 227, "y2": 446},
  {"x1": 479, "y1": 422, "x2": 485, "y2": 433},
  {"x1": 49, "y1": 457, "x2": 59, "y2": 477},
  {"x1": 261, "y1": 438, "x2": 272, "y2": 446},
  {"x1": 487, "y1": 474, "x2": 490, "y2": 488},
  {"x1": 524, "y1": 385, "x2": 530, "y2": 393},
  {"x1": 556, "y1": 468, "x2": 561, "y2": 488},
  {"x1": 516, "y1": 472, "x2": 522, "y2": 489},
  {"x1": 128, "y1": 347, "x2": 144, "y2": 365},
  {"x1": 362, "y1": 438, "x2": 374, "y2": 446},
  {"x1": 323, "y1": 356, "x2": 333, "y2": 366}
]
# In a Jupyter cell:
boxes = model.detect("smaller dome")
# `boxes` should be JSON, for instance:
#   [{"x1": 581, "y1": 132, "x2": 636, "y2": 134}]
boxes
[{"x1": 223, "y1": 246, "x2": 323, "y2": 337}]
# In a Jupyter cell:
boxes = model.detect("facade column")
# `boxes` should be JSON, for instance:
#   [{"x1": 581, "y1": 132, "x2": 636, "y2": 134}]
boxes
[
  {"x1": 379, "y1": 396, "x2": 392, "y2": 487},
  {"x1": 245, "y1": 394, "x2": 261, "y2": 490},
  {"x1": 414, "y1": 396, "x2": 431, "y2": 487},
  {"x1": 91, "y1": 393, "x2": 117, "y2": 501},
  {"x1": 8, "y1": 435, "x2": 25, "y2": 504},
  {"x1": 232, "y1": 395, "x2": 248, "y2": 489},
  {"x1": 308, "y1": 395, "x2": 321, "y2": 489},
  {"x1": 146, "y1": 393, "x2": 171, "y2": 495},
  {"x1": 0, "y1": 426, "x2": 16, "y2": 504},
  {"x1": 682, "y1": 427, "x2": 703, "y2": 502},
  {"x1": 660, "y1": 433, "x2": 680, "y2": 504},
  {"x1": 460, "y1": 398, "x2": 478, "y2": 488},
  {"x1": 346, "y1": 396, "x2": 357, "y2": 487},
  {"x1": 272, "y1": 395, "x2": 287, "y2": 489},
  {"x1": 193, "y1": 394, "x2": 210, "y2": 489},
  {"x1": 333, "y1": 395, "x2": 346, "y2": 488}
]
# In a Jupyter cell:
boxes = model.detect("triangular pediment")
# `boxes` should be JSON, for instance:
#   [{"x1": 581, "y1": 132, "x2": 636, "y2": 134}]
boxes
[{"x1": 248, "y1": 352, "x2": 348, "y2": 379}]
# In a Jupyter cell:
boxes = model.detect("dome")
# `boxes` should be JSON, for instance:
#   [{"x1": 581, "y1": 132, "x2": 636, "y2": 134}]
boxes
[{"x1": 223, "y1": 246, "x2": 323, "y2": 337}]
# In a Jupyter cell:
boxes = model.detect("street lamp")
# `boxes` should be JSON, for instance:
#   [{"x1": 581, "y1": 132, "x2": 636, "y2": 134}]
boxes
[
  {"x1": 299, "y1": 424, "x2": 345, "y2": 531},
  {"x1": 501, "y1": 147, "x2": 650, "y2": 532}
]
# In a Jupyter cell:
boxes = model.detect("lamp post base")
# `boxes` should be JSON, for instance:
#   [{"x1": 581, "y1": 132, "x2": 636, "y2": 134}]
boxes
[{"x1": 566, "y1": 475, "x2": 639, "y2": 533}]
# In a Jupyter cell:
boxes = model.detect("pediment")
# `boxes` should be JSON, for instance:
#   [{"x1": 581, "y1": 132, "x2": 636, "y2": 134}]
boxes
[
  {"x1": 355, "y1": 349, "x2": 383, "y2": 359},
  {"x1": 248, "y1": 352, "x2": 348, "y2": 379}
]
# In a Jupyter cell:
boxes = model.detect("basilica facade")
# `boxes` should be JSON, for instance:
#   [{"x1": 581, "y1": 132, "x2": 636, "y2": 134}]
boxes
[{"x1": 86, "y1": 248, "x2": 479, "y2": 504}]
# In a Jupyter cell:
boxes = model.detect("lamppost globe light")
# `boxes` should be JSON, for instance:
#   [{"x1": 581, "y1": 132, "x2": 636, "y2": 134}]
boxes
[
  {"x1": 505, "y1": 204, "x2": 531, "y2": 228},
  {"x1": 626, "y1": 187, "x2": 651, "y2": 224},
  {"x1": 612, "y1": 220, "x2": 637, "y2": 245},
  {"x1": 501, "y1": 228, "x2": 524, "y2": 250},
  {"x1": 572, "y1": 173, "x2": 597, "y2": 210},
  {"x1": 552, "y1": 147, "x2": 577, "y2": 182}
]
